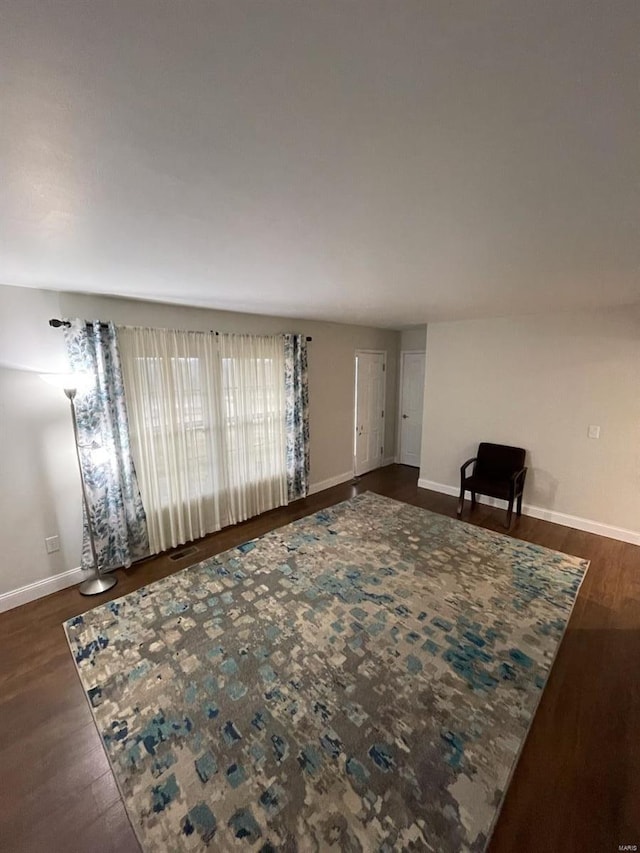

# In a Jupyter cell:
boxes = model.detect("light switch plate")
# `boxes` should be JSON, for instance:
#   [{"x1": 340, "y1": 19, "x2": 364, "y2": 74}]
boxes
[{"x1": 587, "y1": 425, "x2": 601, "y2": 439}]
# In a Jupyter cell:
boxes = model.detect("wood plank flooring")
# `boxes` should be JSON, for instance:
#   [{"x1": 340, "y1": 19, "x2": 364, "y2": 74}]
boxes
[{"x1": 1, "y1": 464, "x2": 638, "y2": 852}]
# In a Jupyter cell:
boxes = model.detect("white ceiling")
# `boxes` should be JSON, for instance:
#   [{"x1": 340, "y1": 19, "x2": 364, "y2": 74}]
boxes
[{"x1": 1, "y1": 0, "x2": 638, "y2": 328}]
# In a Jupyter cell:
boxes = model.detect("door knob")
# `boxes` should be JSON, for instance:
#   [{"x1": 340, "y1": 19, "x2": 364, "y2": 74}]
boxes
[{"x1": 402, "y1": 414, "x2": 409, "y2": 419}]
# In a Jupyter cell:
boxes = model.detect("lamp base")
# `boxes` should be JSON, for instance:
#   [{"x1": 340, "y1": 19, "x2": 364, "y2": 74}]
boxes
[{"x1": 79, "y1": 574, "x2": 117, "y2": 596}]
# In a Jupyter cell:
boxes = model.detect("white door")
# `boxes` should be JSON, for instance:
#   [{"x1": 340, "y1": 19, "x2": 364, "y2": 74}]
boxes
[
  {"x1": 354, "y1": 352, "x2": 386, "y2": 476},
  {"x1": 399, "y1": 351, "x2": 425, "y2": 467}
]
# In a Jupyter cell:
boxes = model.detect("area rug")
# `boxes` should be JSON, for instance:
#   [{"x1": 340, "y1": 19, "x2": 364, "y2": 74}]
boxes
[{"x1": 64, "y1": 492, "x2": 588, "y2": 852}]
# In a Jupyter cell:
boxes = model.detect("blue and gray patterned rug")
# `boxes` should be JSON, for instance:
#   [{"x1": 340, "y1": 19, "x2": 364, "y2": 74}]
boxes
[{"x1": 64, "y1": 492, "x2": 587, "y2": 852}]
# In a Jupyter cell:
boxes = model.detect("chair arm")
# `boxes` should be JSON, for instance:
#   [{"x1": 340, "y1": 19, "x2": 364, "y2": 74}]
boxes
[
  {"x1": 460, "y1": 457, "x2": 477, "y2": 478},
  {"x1": 510, "y1": 466, "x2": 527, "y2": 491}
]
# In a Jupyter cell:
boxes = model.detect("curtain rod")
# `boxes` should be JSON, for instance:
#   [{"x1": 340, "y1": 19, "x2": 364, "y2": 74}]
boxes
[
  {"x1": 212, "y1": 331, "x2": 312, "y2": 341},
  {"x1": 49, "y1": 318, "x2": 312, "y2": 341}
]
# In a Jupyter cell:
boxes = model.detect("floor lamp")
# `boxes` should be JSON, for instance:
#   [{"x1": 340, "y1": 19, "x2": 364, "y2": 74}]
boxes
[{"x1": 41, "y1": 373, "x2": 117, "y2": 596}]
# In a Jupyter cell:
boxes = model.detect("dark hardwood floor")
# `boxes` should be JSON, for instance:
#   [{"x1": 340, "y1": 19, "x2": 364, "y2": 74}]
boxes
[{"x1": 1, "y1": 465, "x2": 638, "y2": 852}]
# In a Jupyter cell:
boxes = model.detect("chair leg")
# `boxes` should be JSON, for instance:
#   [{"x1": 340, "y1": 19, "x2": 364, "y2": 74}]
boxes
[
  {"x1": 517, "y1": 492, "x2": 523, "y2": 517},
  {"x1": 457, "y1": 487, "x2": 465, "y2": 518},
  {"x1": 505, "y1": 498, "x2": 514, "y2": 529},
  {"x1": 471, "y1": 491, "x2": 477, "y2": 510}
]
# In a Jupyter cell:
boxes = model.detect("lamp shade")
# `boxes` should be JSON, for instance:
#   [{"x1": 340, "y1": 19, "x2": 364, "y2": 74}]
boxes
[{"x1": 40, "y1": 371, "x2": 93, "y2": 393}]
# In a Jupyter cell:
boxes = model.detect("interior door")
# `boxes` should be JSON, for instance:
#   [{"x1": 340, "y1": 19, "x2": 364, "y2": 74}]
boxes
[
  {"x1": 354, "y1": 352, "x2": 385, "y2": 476},
  {"x1": 399, "y1": 351, "x2": 425, "y2": 467}
]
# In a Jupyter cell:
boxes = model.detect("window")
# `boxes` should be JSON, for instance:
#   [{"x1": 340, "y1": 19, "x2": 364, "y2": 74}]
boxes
[{"x1": 119, "y1": 328, "x2": 287, "y2": 553}]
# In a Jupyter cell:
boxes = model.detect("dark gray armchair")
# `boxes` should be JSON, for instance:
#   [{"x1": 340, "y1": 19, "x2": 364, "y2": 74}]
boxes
[{"x1": 457, "y1": 442, "x2": 527, "y2": 529}]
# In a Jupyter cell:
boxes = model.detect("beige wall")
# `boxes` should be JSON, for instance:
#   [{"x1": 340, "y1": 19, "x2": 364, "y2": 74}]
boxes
[
  {"x1": 420, "y1": 308, "x2": 640, "y2": 534},
  {"x1": 400, "y1": 326, "x2": 427, "y2": 352},
  {"x1": 0, "y1": 284, "x2": 399, "y2": 599}
]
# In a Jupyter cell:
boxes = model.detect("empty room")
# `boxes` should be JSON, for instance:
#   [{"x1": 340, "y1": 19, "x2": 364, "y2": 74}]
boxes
[{"x1": 0, "y1": 2, "x2": 638, "y2": 852}]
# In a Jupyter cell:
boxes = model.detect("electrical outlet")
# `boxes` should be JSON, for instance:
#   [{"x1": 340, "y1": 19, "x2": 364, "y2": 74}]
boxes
[
  {"x1": 587, "y1": 425, "x2": 601, "y2": 439},
  {"x1": 45, "y1": 535, "x2": 60, "y2": 554}
]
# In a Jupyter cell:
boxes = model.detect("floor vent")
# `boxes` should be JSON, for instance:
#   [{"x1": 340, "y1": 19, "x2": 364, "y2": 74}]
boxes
[{"x1": 169, "y1": 546, "x2": 199, "y2": 562}]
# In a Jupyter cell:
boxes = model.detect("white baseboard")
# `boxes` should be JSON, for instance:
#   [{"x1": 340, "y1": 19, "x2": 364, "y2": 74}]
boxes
[
  {"x1": 308, "y1": 470, "x2": 355, "y2": 496},
  {"x1": 417, "y1": 478, "x2": 640, "y2": 545},
  {"x1": 308, "y1": 457, "x2": 397, "y2": 496},
  {"x1": 0, "y1": 565, "x2": 85, "y2": 614}
]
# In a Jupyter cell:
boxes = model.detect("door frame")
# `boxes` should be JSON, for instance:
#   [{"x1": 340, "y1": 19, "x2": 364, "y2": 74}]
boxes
[
  {"x1": 354, "y1": 349, "x2": 387, "y2": 476},
  {"x1": 396, "y1": 349, "x2": 425, "y2": 464}
]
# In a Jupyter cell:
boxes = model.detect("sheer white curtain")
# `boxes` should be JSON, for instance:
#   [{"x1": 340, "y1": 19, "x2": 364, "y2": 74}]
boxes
[
  {"x1": 119, "y1": 327, "x2": 287, "y2": 554},
  {"x1": 119, "y1": 327, "x2": 226, "y2": 553},
  {"x1": 219, "y1": 334, "x2": 287, "y2": 522}
]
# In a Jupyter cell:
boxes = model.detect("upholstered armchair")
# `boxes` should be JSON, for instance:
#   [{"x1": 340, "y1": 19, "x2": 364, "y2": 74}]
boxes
[{"x1": 457, "y1": 442, "x2": 527, "y2": 529}]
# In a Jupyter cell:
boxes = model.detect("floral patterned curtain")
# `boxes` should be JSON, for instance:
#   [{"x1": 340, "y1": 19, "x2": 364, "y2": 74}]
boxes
[
  {"x1": 64, "y1": 319, "x2": 149, "y2": 570},
  {"x1": 284, "y1": 334, "x2": 310, "y2": 500}
]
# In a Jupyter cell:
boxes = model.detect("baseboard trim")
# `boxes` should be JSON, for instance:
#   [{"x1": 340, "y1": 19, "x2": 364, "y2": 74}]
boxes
[
  {"x1": 382, "y1": 456, "x2": 396, "y2": 467},
  {"x1": 417, "y1": 478, "x2": 640, "y2": 545},
  {"x1": 0, "y1": 566, "x2": 85, "y2": 614},
  {"x1": 308, "y1": 470, "x2": 355, "y2": 496}
]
